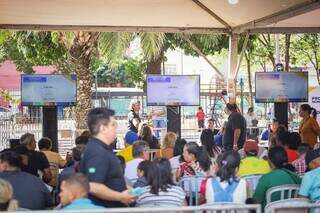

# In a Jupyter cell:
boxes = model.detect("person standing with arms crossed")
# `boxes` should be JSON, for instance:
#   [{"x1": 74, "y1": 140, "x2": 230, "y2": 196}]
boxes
[
  {"x1": 80, "y1": 108, "x2": 135, "y2": 207},
  {"x1": 223, "y1": 103, "x2": 247, "y2": 151}
]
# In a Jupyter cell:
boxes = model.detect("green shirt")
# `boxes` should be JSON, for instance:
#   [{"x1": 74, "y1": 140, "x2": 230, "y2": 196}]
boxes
[{"x1": 253, "y1": 169, "x2": 301, "y2": 211}]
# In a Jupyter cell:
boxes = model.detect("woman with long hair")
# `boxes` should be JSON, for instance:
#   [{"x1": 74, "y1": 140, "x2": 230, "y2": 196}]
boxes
[
  {"x1": 138, "y1": 125, "x2": 160, "y2": 149},
  {"x1": 299, "y1": 104, "x2": 320, "y2": 148},
  {"x1": 176, "y1": 142, "x2": 211, "y2": 180},
  {"x1": 0, "y1": 179, "x2": 18, "y2": 211},
  {"x1": 135, "y1": 158, "x2": 186, "y2": 207},
  {"x1": 205, "y1": 151, "x2": 247, "y2": 204},
  {"x1": 155, "y1": 132, "x2": 177, "y2": 159}
]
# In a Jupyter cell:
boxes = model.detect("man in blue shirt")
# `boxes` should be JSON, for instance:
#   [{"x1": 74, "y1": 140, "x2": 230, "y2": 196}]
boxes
[
  {"x1": 299, "y1": 148, "x2": 320, "y2": 203},
  {"x1": 60, "y1": 173, "x2": 104, "y2": 210}
]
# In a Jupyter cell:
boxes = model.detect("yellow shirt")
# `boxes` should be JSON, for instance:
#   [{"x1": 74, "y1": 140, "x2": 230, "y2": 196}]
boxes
[
  {"x1": 299, "y1": 117, "x2": 320, "y2": 148},
  {"x1": 116, "y1": 145, "x2": 133, "y2": 162},
  {"x1": 41, "y1": 150, "x2": 66, "y2": 187},
  {"x1": 237, "y1": 156, "x2": 271, "y2": 177}
]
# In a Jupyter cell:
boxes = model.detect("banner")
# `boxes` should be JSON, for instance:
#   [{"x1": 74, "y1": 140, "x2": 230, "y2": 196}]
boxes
[{"x1": 309, "y1": 86, "x2": 320, "y2": 123}]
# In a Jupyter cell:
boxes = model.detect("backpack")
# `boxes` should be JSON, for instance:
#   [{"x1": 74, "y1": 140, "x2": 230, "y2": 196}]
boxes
[{"x1": 211, "y1": 177, "x2": 239, "y2": 202}]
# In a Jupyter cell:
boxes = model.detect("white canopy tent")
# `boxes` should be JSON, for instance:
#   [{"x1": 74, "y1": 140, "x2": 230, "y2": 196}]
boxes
[
  {"x1": 0, "y1": 0, "x2": 319, "y2": 33},
  {"x1": 1, "y1": 0, "x2": 320, "y2": 97}
]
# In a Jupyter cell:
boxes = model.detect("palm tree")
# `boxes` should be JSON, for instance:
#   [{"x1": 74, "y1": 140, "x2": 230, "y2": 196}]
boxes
[
  {"x1": 55, "y1": 31, "x2": 165, "y2": 130},
  {"x1": 0, "y1": 30, "x2": 165, "y2": 130},
  {"x1": 1, "y1": 31, "x2": 226, "y2": 130}
]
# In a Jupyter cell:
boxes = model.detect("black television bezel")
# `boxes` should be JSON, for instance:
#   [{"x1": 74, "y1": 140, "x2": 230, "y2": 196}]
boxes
[
  {"x1": 20, "y1": 74, "x2": 77, "y2": 107},
  {"x1": 146, "y1": 74, "x2": 201, "y2": 106},
  {"x1": 255, "y1": 71, "x2": 308, "y2": 103}
]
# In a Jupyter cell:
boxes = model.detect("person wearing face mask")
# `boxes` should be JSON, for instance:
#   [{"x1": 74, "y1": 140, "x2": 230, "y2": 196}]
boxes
[{"x1": 223, "y1": 103, "x2": 247, "y2": 151}]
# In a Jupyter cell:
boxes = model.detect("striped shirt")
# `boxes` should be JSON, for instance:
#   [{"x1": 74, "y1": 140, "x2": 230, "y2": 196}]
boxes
[{"x1": 136, "y1": 185, "x2": 186, "y2": 207}]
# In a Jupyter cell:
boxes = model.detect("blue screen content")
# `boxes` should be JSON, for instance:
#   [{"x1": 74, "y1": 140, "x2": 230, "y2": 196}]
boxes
[
  {"x1": 21, "y1": 75, "x2": 77, "y2": 106},
  {"x1": 255, "y1": 72, "x2": 308, "y2": 103},
  {"x1": 146, "y1": 75, "x2": 200, "y2": 106}
]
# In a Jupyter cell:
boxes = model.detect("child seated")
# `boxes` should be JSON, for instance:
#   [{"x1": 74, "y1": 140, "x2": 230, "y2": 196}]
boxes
[
  {"x1": 205, "y1": 151, "x2": 247, "y2": 204},
  {"x1": 133, "y1": 160, "x2": 151, "y2": 188}
]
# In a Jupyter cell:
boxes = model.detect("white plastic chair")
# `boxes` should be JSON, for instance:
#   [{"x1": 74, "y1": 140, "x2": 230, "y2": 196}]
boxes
[
  {"x1": 266, "y1": 184, "x2": 300, "y2": 204},
  {"x1": 204, "y1": 202, "x2": 249, "y2": 213},
  {"x1": 265, "y1": 198, "x2": 310, "y2": 213},
  {"x1": 179, "y1": 175, "x2": 205, "y2": 206},
  {"x1": 241, "y1": 174, "x2": 262, "y2": 197}
]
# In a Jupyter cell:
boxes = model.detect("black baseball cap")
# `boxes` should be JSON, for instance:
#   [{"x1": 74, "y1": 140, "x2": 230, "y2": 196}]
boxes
[{"x1": 305, "y1": 148, "x2": 320, "y2": 166}]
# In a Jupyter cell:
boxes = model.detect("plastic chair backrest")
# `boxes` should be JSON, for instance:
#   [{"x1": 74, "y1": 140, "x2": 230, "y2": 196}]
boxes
[
  {"x1": 242, "y1": 174, "x2": 262, "y2": 197},
  {"x1": 264, "y1": 198, "x2": 310, "y2": 213},
  {"x1": 266, "y1": 184, "x2": 300, "y2": 204},
  {"x1": 179, "y1": 175, "x2": 205, "y2": 206}
]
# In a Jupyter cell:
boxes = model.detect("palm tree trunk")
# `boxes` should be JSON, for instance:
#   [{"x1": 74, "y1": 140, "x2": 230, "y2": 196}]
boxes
[
  {"x1": 146, "y1": 49, "x2": 164, "y2": 74},
  {"x1": 69, "y1": 32, "x2": 98, "y2": 131}
]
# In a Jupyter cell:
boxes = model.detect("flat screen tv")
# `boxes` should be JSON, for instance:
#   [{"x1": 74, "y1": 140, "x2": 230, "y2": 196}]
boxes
[
  {"x1": 255, "y1": 72, "x2": 308, "y2": 103},
  {"x1": 21, "y1": 74, "x2": 77, "y2": 106},
  {"x1": 146, "y1": 75, "x2": 200, "y2": 106}
]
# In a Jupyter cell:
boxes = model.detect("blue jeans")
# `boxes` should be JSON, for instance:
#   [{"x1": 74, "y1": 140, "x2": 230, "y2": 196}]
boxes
[{"x1": 153, "y1": 119, "x2": 166, "y2": 138}]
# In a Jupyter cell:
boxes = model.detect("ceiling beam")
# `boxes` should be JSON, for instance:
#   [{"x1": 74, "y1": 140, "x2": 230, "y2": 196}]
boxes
[
  {"x1": 245, "y1": 27, "x2": 320, "y2": 34},
  {"x1": 191, "y1": 0, "x2": 232, "y2": 30},
  {"x1": 234, "y1": 0, "x2": 320, "y2": 33},
  {"x1": 0, "y1": 24, "x2": 229, "y2": 34}
]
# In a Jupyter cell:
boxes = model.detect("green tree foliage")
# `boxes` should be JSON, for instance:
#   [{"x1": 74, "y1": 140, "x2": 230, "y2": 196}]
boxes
[
  {"x1": 291, "y1": 34, "x2": 320, "y2": 69},
  {"x1": 123, "y1": 58, "x2": 146, "y2": 87},
  {"x1": 252, "y1": 34, "x2": 275, "y2": 71},
  {"x1": 0, "y1": 31, "x2": 68, "y2": 73},
  {"x1": 93, "y1": 60, "x2": 140, "y2": 88},
  {"x1": 164, "y1": 34, "x2": 229, "y2": 56}
]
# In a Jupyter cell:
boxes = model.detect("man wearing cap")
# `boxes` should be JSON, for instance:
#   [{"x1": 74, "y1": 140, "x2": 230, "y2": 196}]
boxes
[
  {"x1": 237, "y1": 140, "x2": 271, "y2": 177},
  {"x1": 299, "y1": 148, "x2": 320, "y2": 203}
]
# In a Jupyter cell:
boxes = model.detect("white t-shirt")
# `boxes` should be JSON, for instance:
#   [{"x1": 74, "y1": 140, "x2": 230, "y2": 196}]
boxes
[
  {"x1": 150, "y1": 106, "x2": 166, "y2": 120},
  {"x1": 170, "y1": 155, "x2": 180, "y2": 171},
  {"x1": 245, "y1": 113, "x2": 257, "y2": 127},
  {"x1": 205, "y1": 177, "x2": 247, "y2": 204},
  {"x1": 125, "y1": 158, "x2": 144, "y2": 180}
]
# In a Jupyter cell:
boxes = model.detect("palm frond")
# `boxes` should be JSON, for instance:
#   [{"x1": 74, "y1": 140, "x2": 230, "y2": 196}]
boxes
[
  {"x1": 98, "y1": 32, "x2": 133, "y2": 67},
  {"x1": 139, "y1": 32, "x2": 165, "y2": 61}
]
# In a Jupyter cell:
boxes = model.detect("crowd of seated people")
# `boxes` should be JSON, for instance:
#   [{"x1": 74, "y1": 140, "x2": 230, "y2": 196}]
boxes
[{"x1": 0, "y1": 104, "x2": 320, "y2": 212}]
